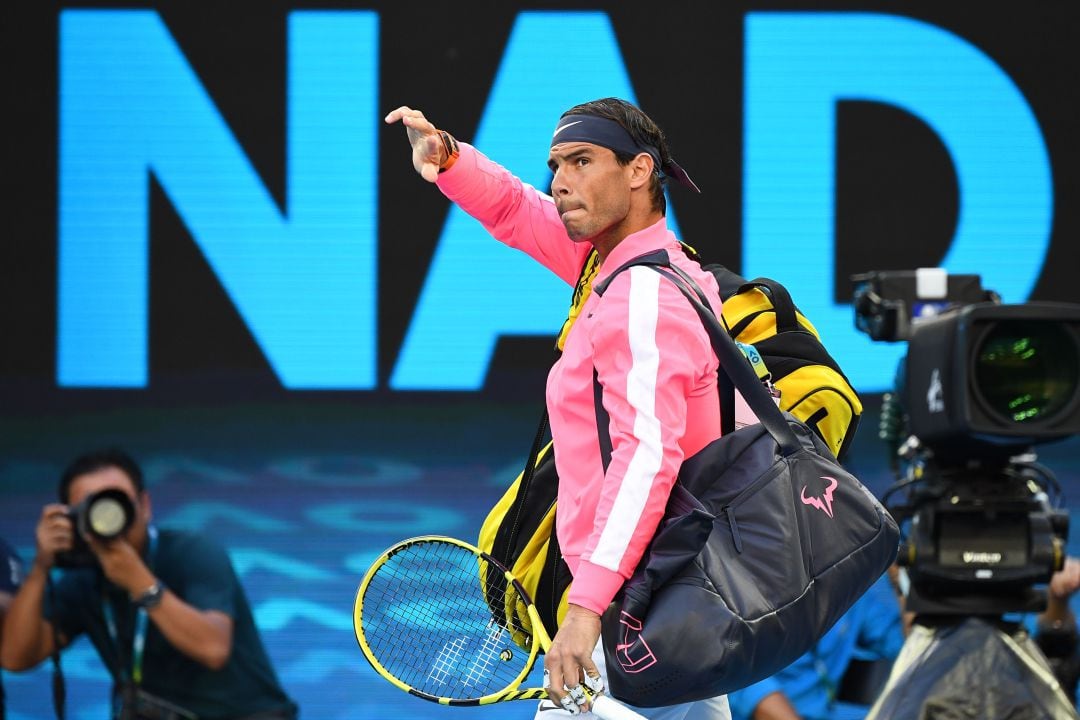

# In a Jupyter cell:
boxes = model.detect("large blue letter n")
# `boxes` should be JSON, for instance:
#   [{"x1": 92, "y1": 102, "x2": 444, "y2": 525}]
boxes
[{"x1": 59, "y1": 10, "x2": 378, "y2": 388}]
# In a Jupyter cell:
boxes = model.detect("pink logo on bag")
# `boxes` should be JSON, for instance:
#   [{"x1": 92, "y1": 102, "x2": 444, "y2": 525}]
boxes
[
  {"x1": 800, "y1": 476, "x2": 839, "y2": 518},
  {"x1": 616, "y1": 611, "x2": 658, "y2": 673}
]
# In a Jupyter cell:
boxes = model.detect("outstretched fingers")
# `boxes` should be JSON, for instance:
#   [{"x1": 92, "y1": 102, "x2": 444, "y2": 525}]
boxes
[
  {"x1": 384, "y1": 105, "x2": 423, "y2": 124},
  {"x1": 385, "y1": 105, "x2": 444, "y2": 182},
  {"x1": 385, "y1": 106, "x2": 436, "y2": 134}
]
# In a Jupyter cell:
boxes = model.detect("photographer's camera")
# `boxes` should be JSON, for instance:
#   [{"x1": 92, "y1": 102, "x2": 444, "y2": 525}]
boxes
[{"x1": 55, "y1": 488, "x2": 136, "y2": 568}]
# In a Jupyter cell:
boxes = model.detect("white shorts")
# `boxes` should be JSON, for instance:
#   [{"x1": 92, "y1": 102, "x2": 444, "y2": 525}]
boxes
[{"x1": 534, "y1": 640, "x2": 730, "y2": 720}]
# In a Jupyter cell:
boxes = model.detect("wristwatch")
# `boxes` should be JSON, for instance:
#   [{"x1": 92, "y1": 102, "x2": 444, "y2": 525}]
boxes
[
  {"x1": 437, "y1": 130, "x2": 459, "y2": 173},
  {"x1": 133, "y1": 581, "x2": 166, "y2": 609}
]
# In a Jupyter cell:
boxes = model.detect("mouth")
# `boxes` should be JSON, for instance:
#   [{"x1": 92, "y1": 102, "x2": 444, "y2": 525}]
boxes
[{"x1": 559, "y1": 206, "x2": 584, "y2": 221}]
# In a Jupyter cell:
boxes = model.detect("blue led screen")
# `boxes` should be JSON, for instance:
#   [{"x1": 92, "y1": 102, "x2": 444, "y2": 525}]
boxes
[{"x1": 1, "y1": 4, "x2": 1071, "y2": 398}]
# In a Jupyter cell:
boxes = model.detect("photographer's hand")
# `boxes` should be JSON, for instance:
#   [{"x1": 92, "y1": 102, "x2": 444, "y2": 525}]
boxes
[
  {"x1": 34, "y1": 504, "x2": 73, "y2": 570},
  {"x1": 87, "y1": 536, "x2": 154, "y2": 598},
  {"x1": 87, "y1": 536, "x2": 235, "y2": 670},
  {"x1": 1, "y1": 505, "x2": 74, "y2": 670}
]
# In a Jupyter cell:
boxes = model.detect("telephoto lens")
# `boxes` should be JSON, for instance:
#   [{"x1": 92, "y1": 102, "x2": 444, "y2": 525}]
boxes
[
  {"x1": 76, "y1": 488, "x2": 135, "y2": 540},
  {"x1": 55, "y1": 489, "x2": 136, "y2": 567}
]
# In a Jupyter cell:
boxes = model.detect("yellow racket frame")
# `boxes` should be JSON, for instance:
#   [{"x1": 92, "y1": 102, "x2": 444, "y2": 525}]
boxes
[{"x1": 353, "y1": 535, "x2": 554, "y2": 707}]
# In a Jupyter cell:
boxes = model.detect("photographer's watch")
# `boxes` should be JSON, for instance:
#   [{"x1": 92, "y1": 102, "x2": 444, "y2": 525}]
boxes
[{"x1": 133, "y1": 581, "x2": 165, "y2": 609}]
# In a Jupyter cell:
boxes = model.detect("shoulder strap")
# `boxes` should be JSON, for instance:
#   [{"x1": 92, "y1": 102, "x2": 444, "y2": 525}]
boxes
[
  {"x1": 595, "y1": 252, "x2": 803, "y2": 456},
  {"x1": 658, "y1": 265, "x2": 803, "y2": 455},
  {"x1": 593, "y1": 249, "x2": 670, "y2": 297},
  {"x1": 591, "y1": 249, "x2": 735, "y2": 436}
]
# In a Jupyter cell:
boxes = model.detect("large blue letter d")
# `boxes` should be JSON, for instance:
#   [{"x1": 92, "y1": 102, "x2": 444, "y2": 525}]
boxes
[{"x1": 744, "y1": 13, "x2": 1052, "y2": 391}]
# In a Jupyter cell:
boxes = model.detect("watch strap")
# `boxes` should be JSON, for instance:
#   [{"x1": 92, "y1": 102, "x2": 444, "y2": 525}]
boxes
[
  {"x1": 437, "y1": 130, "x2": 459, "y2": 173},
  {"x1": 133, "y1": 581, "x2": 165, "y2": 609}
]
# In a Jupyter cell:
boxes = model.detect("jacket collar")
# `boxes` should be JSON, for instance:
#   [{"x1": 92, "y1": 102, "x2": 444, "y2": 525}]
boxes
[{"x1": 592, "y1": 216, "x2": 677, "y2": 288}]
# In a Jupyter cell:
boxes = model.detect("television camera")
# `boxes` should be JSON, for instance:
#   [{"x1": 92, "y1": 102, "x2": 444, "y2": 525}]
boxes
[{"x1": 853, "y1": 269, "x2": 1080, "y2": 616}]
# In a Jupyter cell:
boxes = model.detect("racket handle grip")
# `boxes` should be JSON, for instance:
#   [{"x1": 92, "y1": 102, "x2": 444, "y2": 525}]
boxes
[{"x1": 592, "y1": 694, "x2": 647, "y2": 720}]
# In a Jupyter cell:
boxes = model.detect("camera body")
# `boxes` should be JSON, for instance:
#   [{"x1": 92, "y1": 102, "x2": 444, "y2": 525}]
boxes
[
  {"x1": 891, "y1": 469, "x2": 1069, "y2": 615},
  {"x1": 852, "y1": 268, "x2": 995, "y2": 343},
  {"x1": 854, "y1": 269, "x2": 1080, "y2": 616},
  {"x1": 55, "y1": 488, "x2": 137, "y2": 568}
]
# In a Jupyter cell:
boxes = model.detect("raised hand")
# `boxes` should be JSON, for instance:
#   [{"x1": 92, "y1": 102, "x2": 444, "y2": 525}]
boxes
[
  {"x1": 384, "y1": 106, "x2": 448, "y2": 183},
  {"x1": 87, "y1": 535, "x2": 155, "y2": 598}
]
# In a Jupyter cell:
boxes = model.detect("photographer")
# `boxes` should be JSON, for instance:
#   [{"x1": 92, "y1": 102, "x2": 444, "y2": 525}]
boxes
[{"x1": 0, "y1": 449, "x2": 297, "y2": 720}]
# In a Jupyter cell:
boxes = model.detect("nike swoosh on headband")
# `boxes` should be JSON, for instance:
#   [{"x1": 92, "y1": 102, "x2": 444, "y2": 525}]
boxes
[
  {"x1": 552, "y1": 120, "x2": 584, "y2": 138},
  {"x1": 550, "y1": 113, "x2": 701, "y2": 193}
]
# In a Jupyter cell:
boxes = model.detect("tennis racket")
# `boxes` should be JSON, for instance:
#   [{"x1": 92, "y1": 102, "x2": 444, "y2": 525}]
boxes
[{"x1": 353, "y1": 535, "x2": 646, "y2": 720}]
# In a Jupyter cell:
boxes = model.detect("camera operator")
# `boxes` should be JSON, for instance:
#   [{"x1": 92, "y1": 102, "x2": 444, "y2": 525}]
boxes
[
  {"x1": 1035, "y1": 557, "x2": 1080, "y2": 703},
  {"x1": 0, "y1": 449, "x2": 297, "y2": 720}
]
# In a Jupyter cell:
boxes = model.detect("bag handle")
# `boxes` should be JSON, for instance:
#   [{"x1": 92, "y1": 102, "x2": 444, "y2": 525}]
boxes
[
  {"x1": 595, "y1": 250, "x2": 803, "y2": 457},
  {"x1": 737, "y1": 278, "x2": 800, "y2": 333}
]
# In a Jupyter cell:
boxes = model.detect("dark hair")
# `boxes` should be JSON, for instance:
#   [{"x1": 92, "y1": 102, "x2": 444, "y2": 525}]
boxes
[
  {"x1": 561, "y1": 97, "x2": 671, "y2": 214},
  {"x1": 59, "y1": 448, "x2": 145, "y2": 503}
]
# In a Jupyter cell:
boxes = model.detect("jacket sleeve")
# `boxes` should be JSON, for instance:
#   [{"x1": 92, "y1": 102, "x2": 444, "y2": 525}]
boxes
[
  {"x1": 435, "y1": 143, "x2": 589, "y2": 286},
  {"x1": 566, "y1": 266, "x2": 715, "y2": 614}
]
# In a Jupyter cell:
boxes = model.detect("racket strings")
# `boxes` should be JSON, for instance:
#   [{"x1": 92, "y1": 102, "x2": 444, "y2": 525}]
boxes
[{"x1": 360, "y1": 540, "x2": 535, "y2": 699}]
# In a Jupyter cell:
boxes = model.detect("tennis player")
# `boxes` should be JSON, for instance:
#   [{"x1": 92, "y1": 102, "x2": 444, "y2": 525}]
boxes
[{"x1": 387, "y1": 98, "x2": 731, "y2": 720}]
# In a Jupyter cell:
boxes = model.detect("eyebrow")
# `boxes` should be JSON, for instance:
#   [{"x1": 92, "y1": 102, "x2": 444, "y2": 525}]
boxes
[{"x1": 547, "y1": 147, "x2": 592, "y2": 172}]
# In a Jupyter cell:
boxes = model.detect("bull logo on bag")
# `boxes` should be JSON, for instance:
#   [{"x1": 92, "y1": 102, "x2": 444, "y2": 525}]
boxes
[{"x1": 800, "y1": 476, "x2": 839, "y2": 518}]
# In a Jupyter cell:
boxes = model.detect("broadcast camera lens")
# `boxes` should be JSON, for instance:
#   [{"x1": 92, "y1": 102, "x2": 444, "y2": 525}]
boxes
[{"x1": 973, "y1": 320, "x2": 1080, "y2": 425}]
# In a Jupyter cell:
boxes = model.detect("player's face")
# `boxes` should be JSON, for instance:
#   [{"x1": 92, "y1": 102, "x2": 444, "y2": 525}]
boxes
[{"x1": 547, "y1": 142, "x2": 633, "y2": 243}]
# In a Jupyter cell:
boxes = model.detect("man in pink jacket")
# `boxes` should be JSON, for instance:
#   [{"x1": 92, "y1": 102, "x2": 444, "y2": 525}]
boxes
[{"x1": 387, "y1": 98, "x2": 730, "y2": 720}]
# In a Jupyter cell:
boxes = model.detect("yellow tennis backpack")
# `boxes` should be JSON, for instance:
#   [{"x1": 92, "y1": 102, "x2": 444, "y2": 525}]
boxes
[{"x1": 479, "y1": 247, "x2": 862, "y2": 641}]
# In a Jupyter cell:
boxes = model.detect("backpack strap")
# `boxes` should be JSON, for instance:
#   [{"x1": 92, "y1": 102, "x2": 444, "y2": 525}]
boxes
[
  {"x1": 594, "y1": 368, "x2": 613, "y2": 473},
  {"x1": 487, "y1": 409, "x2": 552, "y2": 603},
  {"x1": 705, "y1": 263, "x2": 749, "y2": 300}
]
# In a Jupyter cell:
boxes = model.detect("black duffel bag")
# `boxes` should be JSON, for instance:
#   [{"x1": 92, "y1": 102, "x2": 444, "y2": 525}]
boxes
[{"x1": 597, "y1": 259, "x2": 900, "y2": 707}]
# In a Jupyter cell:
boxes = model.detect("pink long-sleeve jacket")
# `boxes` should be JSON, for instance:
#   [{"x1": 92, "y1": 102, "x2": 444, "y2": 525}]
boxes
[{"x1": 437, "y1": 144, "x2": 724, "y2": 614}]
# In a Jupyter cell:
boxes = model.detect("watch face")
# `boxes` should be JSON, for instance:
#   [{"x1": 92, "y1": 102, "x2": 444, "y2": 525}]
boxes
[{"x1": 137, "y1": 583, "x2": 164, "y2": 609}]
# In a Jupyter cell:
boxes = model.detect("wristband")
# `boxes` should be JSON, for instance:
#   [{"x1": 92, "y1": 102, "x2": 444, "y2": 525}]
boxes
[
  {"x1": 133, "y1": 581, "x2": 166, "y2": 609},
  {"x1": 437, "y1": 130, "x2": 459, "y2": 173}
]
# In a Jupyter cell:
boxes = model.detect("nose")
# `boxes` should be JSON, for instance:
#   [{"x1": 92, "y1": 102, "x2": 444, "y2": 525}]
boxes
[{"x1": 550, "y1": 167, "x2": 571, "y2": 197}]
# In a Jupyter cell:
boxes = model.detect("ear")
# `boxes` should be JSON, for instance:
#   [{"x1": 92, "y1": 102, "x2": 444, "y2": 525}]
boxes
[
  {"x1": 627, "y1": 152, "x2": 655, "y2": 190},
  {"x1": 139, "y1": 490, "x2": 153, "y2": 523}
]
